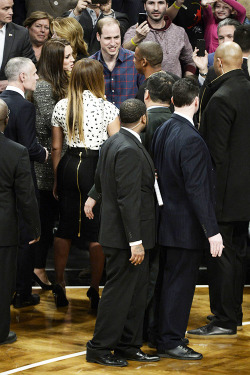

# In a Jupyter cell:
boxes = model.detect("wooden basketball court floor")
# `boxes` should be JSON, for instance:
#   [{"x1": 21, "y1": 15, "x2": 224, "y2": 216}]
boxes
[{"x1": 1, "y1": 286, "x2": 250, "y2": 375}]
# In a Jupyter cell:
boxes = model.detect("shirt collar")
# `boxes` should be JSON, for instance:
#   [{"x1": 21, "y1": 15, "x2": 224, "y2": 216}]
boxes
[
  {"x1": 174, "y1": 111, "x2": 194, "y2": 126},
  {"x1": 0, "y1": 24, "x2": 6, "y2": 32},
  {"x1": 98, "y1": 47, "x2": 127, "y2": 64},
  {"x1": 147, "y1": 105, "x2": 169, "y2": 110},
  {"x1": 121, "y1": 126, "x2": 141, "y2": 143},
  {"x1": 6, "y1": 85, "x2": 25, "y2": 98}
]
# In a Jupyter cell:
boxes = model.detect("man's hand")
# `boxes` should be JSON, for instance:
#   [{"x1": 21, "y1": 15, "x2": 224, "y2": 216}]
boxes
[
  {"x1": 129, "y1": 244, "x2": 145, "y2": 266},
  {"x1": 133, "y1": 21, "x2": 150, "y2": 45},
  {"x1": 29, "y1": 237, "x2": 40, "y2": 245},
  {"x1": 0, "y1": 80, "x2": 8, "y2": 93},
  {"x1": 74, "y1": 0, "x2": 92, "y2": 15},
  {"x1": 84, "y1": 197, "x2": 96, "y2": 219},
  {"x1": 208, "y1": 233, "x2": 224, "y2": 257},
  {"x1": 193, "y1": 47, "x2": 208, "y2": 75},
  {"x1": 100, "y1": 0, "x2": 112, "y2": 15}
]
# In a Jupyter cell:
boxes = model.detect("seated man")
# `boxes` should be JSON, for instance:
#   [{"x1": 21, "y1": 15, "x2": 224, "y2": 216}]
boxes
[
  {"x1": 123, "y1": 0, "x2": 196, "y2": 77},
  {"x1": 91, "y1": 17, "x2": 144, "y2": 108},
  {"x1": 68, "y1": 0, "x2": 129, "y2": 54}
]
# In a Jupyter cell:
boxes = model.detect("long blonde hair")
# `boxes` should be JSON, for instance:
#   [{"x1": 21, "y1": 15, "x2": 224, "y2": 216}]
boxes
[
  {"x1": 51, "y1": 17, "x2": 89, "y2": 59},
  {"x1": 66, "y1": 59, "x2": 105, "y2": 145}
]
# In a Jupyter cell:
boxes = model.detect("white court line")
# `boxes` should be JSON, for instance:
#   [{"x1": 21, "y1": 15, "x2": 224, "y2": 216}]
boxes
[{"x1": 0, "y1": 351, "x2": 86, "y2": 375}]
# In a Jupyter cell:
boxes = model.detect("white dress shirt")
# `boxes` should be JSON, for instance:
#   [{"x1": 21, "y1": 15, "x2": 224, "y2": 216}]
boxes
[{"x1": 0, "y1": 24, "x2": 6, "y2": 70}]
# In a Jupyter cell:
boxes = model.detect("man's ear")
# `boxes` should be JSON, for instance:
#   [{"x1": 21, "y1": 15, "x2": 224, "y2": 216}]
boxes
[
  {"x1": 171, "y1": 96, "x2": 174, "y2": 105},
  {"x1": 144, "y1": 88, "x2": 150, "y2": 101},
  {"x1": 141, "y1": 113, "x2": 147, "y2": 125},
  {"x1": 19, "y1": 72, "x2": 25, "y2": 83},
  {"x1": 96, "y1": 32, "x2": 101, "y2": 42}
]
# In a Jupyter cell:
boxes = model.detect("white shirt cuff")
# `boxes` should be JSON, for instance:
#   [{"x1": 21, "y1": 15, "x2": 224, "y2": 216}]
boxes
[{"x1": 129, "y1": 240, "x2": 142, "y2": 246}]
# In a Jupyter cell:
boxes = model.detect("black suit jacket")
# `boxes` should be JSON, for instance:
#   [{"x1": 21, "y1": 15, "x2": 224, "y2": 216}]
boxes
[
  {"x1": 200, "y1": 69, "x2": 250, "y2": 222},
  {"x1": 152, "y1": 113, "x2": 219, "y2": 250},
  {"x1": 199, "y1": 58, "x2": 250, "y2": 121},
  {"x1": 93, "y1": 128, "x2": 155, "y2": 250},
  {"x1": 143, "y1": 106, "x2": 172, "y2": 154},
  {"x1": 66, "y1": 10, "x2": 129, "y2": 55},
  {"x1": 0, "y1": 133, "x2": 40, "y2": 246},
  {"x1": 112, "y1": 0, "x2": 145, "y2": 26},
  {"x1": 0, "y1": 23, "x2": 36, "y2": 80},
  {"x1": 0, "y1": 90, "x2": 46, "y2": 187}
]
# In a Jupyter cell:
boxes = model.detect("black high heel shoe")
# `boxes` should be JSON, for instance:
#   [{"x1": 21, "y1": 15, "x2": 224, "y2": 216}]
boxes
[
  {"x1": 33, "y1": 272, "x2": 53, "y2": 290},
  {"x1": 87, "y1": 287, "x2": 100, "y2": 310},
  {"x1": 53, "y1": 284, "x2": 69, "y2": 307}
]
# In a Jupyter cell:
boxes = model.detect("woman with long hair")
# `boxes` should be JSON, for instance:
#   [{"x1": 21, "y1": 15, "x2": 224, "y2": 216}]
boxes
[
  {"x1": 24, "y1": 11, "x2": 53, "y2": 61},
  {"x1": 51, "y1": 17, "x2": 89, "y2": 60},
  {"x1": 51, "y1": 58, "x2": 120, "y2": 308},
  {"x1": 33, "y1": 38, "x2": 74, "y2": 290}
]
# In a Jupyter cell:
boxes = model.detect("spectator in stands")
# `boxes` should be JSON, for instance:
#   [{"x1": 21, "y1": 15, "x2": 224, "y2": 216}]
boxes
[
  {"x1": 52, "y1": 17, "x2": 89, "y2": 60},
  {"x1": 23, "y1": 11, "x2": 52, "y2": 61},
  {"x1": 91, "y1": 17, "x2": 144, "y2": 108},
  {"x1": 32, "y1": 39, "x2": 74, "y2": 290},
  {"x1": 200, "y1": 0, "x2": 246, "y2": 52},
  {"x1": 67, "y1": 0, "x2": 129, "y2": 55},
  {"x1": 0, "y1": 0, "x2": 35, "y2": 92},
  {"x1": 123, "y1": 0, "x2": 196, "y2": 77}
]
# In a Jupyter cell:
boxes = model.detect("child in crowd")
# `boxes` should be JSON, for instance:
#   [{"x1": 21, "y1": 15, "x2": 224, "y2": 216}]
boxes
[{"x1": 201, "y1": 0, "x2": 246, "y2": 52}]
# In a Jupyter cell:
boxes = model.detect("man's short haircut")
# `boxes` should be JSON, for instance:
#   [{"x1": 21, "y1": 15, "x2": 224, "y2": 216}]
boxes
[
  {"x1": 5, "y1": 57, "x2": 33, "y2": 81},
  {"x1": 120, "y1": 99, "x2": 147, "y2": 125},
  {"x1": 172, "y1": 78, "x2": 199, "y2": 108},
  {"x1": 146, "y1": 72, "x2": 175, "y2": 104},
  {"x1": 97, "y1": 17, "x2": 120, "y2": 36},
  {"x1": 137, "y1": 41, "x2": 163, "y2": 66},
  {"x1": 217, "y1": 18, "x2": 241, "y2": 34},
  {"x1": 234, "y1": 25, "x2": 250, "y2": 53}
]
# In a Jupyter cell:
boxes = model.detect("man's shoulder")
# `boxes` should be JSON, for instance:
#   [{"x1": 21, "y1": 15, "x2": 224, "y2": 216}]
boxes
[
  {"x1": 0, "y1": 134, "x2": 26, "y2": 154},
  {"x1": 6, "y1": 22, "x2": 28, "y2": 34}
]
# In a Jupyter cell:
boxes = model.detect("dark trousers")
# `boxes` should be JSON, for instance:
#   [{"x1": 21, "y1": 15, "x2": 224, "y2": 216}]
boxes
[
  {"x1": 89, "y1": 246, "x2": 149, "y2": 354},
  {"x1": 16, "y1": 214, "x2": 35, "y2": 296},
  {"x1": 158, "y1": 246, "x2": 201, "y2": 350},
  {"x1": 207, "y1": 221, "x2": 248, "y2": 329},
  {"x1": 0, "y1": 246, "x2": 17, "y2": 341}
]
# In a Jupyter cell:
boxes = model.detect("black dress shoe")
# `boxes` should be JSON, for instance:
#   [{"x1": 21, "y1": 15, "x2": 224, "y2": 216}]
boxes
[
  {"x1": 53, "y1": 284, "x2": 69, "y2": 307},
  {"x1": 207, "y1": 314, "x2": 243, "y2": 331},
  {"x1": 87, "y1": 287, "x2": 100, "y2": 310},
  {"x1": 33, "y1": 272, "x2": 53, "y2": 290},
  {"x1": 13, "y1": 293, "x2": 40, "y2": 308},
  {"x1": 187, "y1": 322, "x2": 237, "y2": 338},
  {"x1": 115, "y1": 349, "x2": 160, "y2": 362},
  {"x1": 86, "y1": 349, "x2": 127, "y2": 367},
  {"x1": 0, "y1": 331, "x2": 17, "y2": 345},
  {"x1": 158, "y1": 344, "x2": 203, "y2": 360}
]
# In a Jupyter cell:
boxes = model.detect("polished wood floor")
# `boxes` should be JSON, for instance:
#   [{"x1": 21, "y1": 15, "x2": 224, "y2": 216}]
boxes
[{"x1": 1, "y1": 287, "x2": 250, "y2": 375}]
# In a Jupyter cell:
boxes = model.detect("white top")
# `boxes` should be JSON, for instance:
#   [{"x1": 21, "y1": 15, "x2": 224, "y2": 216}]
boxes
[
  {"x1": 0, "y1": 24, "x2": 6, "y2": 69},
  {"x1": 52, "y1": 90, "x2": 119, "y2": 149}
]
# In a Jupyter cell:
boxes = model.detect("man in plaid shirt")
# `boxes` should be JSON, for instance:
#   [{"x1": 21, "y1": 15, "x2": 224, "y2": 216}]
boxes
[{"x1": 91, "y1": 17, "x2": 144, "y2": 108}]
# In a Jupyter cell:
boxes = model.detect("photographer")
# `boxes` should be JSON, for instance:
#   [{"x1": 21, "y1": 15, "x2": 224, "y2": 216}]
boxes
[{"x1": 67, "y1": 0, "x2": 129, "y2": 54}]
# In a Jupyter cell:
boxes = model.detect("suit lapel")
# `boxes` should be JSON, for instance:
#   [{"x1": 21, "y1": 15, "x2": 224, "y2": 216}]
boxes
[
  {"x1": 119, "y1": 128, "x2": 155, "y2": 177},
  {"x1": 2, "y1": 23, "x2": 14, "y2": 70}
]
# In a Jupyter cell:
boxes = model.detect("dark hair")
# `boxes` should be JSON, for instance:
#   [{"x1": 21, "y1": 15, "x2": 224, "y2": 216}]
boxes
[
  {"x1": 120, "y1": 99, "x2": 146, "y2": 125},
  {"x1": 37, "y1": 38, "x2": 70, "y2": 101},
  {"x1": 217, "y1": 18, "x2": 241, "y2": 34},
  {"x1": 137, "y1": 41, "x2": 163, "y2": 67},
  {"x1": 142, "y1": 0, "x2": 167, "y2": 3},
  {"x1": 97, "y1": 17, "x2": 120, "y2": 36},
  {"x1": 234, "y1": 25, "x2": 250, "y2": 53},
  {"x1": 172, "y1": 78, "x2": 199, "y2": 108},
  {"x1": 146, "y1": 72, "x2": 174, "y2": 104}
]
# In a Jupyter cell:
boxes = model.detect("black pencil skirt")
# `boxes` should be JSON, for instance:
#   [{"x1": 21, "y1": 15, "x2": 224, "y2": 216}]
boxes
[{"x1": 56, "y1": 147, "x2": 100, "y2": 242}]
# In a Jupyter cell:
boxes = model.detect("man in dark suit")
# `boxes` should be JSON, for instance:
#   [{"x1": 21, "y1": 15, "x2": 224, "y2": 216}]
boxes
[
  {"x1": 187, "y1": 42, "x2": 250, "y2": 338},
  {"x1": 0, "y1": 99, "x2": 40, "y2": 345},
  {"x1": 152, "y1": 78, "x2": 223, "y2": 359},
  {"x1": 67, "y1": 0, "x2": 129, "y2": 55},
  {"x1": 0, "y1": 57, "x2": 47, "y2": 308},
  {"x1": 0, "y1": 0, "x2": 36, "y2": 92},
  {"x1": 85, "y1": 99, "x2": 159, "y2": 367}
]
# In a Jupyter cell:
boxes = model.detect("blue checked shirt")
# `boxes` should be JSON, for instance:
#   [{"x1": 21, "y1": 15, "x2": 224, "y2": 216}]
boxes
[{"x1": 91, "y1": 47, "x2": 145, "y2": 108}]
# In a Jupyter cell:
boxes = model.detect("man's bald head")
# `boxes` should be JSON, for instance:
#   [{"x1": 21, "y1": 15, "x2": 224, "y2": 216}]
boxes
[
  {"x1": 0, "y1": 99, "x2": 8, "y2": 132},
  {"x1": 214, "y1": 41, "x2": 243, "y2": 76}
]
